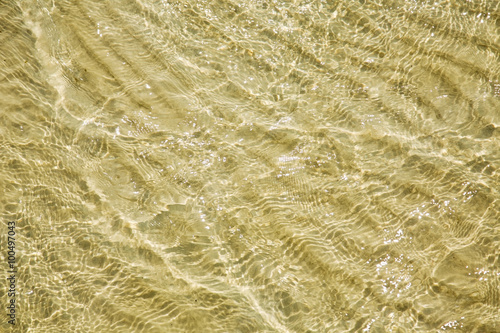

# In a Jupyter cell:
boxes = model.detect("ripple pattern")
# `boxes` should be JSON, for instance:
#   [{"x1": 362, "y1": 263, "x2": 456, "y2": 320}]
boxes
[{"x1": 0, "y1": 0, "x2": 499, "y2": 332}]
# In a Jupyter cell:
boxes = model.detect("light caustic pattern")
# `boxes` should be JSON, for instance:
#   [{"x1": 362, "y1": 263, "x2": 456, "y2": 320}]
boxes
[{"x1": 0, "y1": 0, "x2": 499, "y2": 332}]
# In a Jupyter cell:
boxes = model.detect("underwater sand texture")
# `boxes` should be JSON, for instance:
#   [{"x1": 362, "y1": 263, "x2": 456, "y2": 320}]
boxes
[{"x1": 0, "y1": 0, "x2": 499, "y2": 332}]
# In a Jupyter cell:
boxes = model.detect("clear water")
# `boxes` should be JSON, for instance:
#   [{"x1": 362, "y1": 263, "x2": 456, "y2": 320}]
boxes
[{"x1": 0, "y1": 0, "x2": 499, "y2": 332}]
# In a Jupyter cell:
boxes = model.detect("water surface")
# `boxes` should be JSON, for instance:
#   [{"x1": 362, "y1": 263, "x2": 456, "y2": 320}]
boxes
[{"x1": 0, "y1": 0, "x2": 499, "y2": 332}]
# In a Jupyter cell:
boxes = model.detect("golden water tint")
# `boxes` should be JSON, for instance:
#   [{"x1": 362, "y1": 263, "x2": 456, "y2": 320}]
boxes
[{"x1": 0, "y1": 0, "x2": 499, "y2": 331}]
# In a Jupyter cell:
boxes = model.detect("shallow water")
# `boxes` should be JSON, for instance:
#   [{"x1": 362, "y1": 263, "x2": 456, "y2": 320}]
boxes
[{"x1": 0, "y1": 0, "x2": 499, "y2": 332}]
